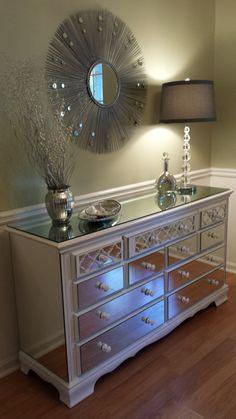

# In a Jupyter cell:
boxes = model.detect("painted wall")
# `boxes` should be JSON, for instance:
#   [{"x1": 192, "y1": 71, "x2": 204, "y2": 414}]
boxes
[
  {"x1": 212, "y1": 0, "x2": 236, "y2": 168},
  {"x1": 0, "y1": 0, "x2": 215, "y2": 212},
  {"x1": 0, "y1": 0, "x2": 216, "y2": 376}
]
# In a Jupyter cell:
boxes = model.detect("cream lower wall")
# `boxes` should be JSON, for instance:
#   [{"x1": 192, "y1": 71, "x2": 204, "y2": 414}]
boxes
[{"x1": 0, "y1": 168, "x2": 235, "y2": 379}]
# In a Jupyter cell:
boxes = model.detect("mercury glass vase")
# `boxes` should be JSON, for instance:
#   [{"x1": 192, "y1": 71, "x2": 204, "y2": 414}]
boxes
[
  {"x1": 156, "y1": 152, "x2": 176, "y2": 194},
  {"x1": 45, "y1": 186, "x2": 74, "y2": 225}
]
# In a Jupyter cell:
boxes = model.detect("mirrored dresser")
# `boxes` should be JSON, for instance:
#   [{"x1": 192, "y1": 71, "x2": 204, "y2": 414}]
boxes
[{"x1": 7, "y1": 186, "x2": 231, "y2": 407}]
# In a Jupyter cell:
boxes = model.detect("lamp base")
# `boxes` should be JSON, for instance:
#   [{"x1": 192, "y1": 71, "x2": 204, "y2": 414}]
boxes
[{"x1": 177, "y1": 184, "x2": 197, "y2": 195}]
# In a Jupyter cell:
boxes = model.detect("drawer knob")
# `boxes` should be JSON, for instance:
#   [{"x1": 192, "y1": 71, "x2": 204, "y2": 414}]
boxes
[
  {"x1": 178, "y1": 223, "x2": 188, "y2": 233},
  {"x1": 97, "y1": 341, "x2": 112, "y2": 353},
  {"x1": 95, "y1": 281, "x2": 109, "y2": 292},
  {"x1": 96, "y1": 310, "x2": 110, "y2": 320},
  {"x1": 141, "y1": 261, "x2": 156, "y2": 271},
  {"x1": 177, "y1": 245, "x2": 190, "y2": 254},
  {"x1": 207, "y1": 232, "x2": 218, "y2": 239},
  {"x1": 177, "y1": 295, "x2": 190, "y2": 304},
  {"x1": 207, "y1": 278, "x2": 220, "y2": 286},
  {"x1": 141, "y1": 287, "x2": 154, "y2": 297},
  {"x1": 96, "y1": 254, "x2": 110, "y2": 264},
  {"x1": 206, "y1": 255, "x2": 216, "y2": 262},
  {"x1": 141, "y1": 316, "x2": 155, "y2": 326},
  {"x1": 177, "y1": 270, "x2": 190, "y2": 278},
  {"x1": 149, "y1": 235, "x2": 158, "y2": 244}
]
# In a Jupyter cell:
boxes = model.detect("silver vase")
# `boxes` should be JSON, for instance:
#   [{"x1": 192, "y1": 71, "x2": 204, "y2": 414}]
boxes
[{"x1": 45, "y1": 186, "x2": 74, "y2": 225}]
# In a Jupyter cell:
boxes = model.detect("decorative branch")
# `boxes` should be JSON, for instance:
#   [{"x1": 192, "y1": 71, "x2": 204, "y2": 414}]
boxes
[{"x1": 2, "y1": 59, "x2": 78, "y2": 189}]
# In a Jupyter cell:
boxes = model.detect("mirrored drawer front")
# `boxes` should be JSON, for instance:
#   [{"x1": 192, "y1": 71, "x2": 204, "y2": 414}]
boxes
[
  {"x1": 201, "y1": 224, "x2": 225, "y2": 251},
  {"x1": 168, "y1": 268, "x2": 225, "y2": 319},
  {"x1": 167, "y1": 235, "x2": 198, "y2": 266},
  {"x1": 75, "y1": 266, "x2": 124, "y2": 310},
  {"x1": 128, "y1": 250, "x2": 165, "y2": 285},
  {"x1": 72, "y1": 241, "x2": 123, "y2": 277},
  {"x1": 127, "y1": 215, "x2": 196, "y2": 257},
  {"x1": 201, "y1": 202, "x2": 226, "y2": 227},
  {"x1": 168, "y1": 247, "x2": 225, "y2": 291},
  {"x1": 77, "y1": 275, "x2": 164, "y2": 339},
  {"x1": 80, "y1": 300, "x2": 164, "y2": 373}
]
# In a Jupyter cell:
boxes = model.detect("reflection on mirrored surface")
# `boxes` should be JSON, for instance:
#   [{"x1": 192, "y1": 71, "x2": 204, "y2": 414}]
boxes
[
  {"x1": 9, "y1": 186, "x2": 228, "y2": 243},
  {"x1": 88, "y1": 62, "x2": 119, "y2": 107},
  {"x1": 156, "y1": 192, "x2": 177, "y2": 211},
  {"x1": 49, "y1": 223, "x2": 74, "y2": 241}
]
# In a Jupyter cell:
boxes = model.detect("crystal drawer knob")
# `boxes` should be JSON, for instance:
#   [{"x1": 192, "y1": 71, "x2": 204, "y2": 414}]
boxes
[
  {"x1": 177, "y1": 245, "x2": 190, "y2": 254},
  {"x1": 96, "y1": 310, "x2": 110, "y2": 320},
  {"x1": 141, "y1": 316, "x2": 155, "y2": 326},
  {"x1": 141, "y1": 287, "x2": 154, "y2": 297},
  {"x1": 177, "y1": 295, "x2": 190, "y2": 304},
  {"x1": 177, "y1": 270, "x2": 190, "y2": 278},
  {"x1": 207, "y1": 232, "x2": 218, "y2": 239},
  {"x1": 206, "y1": 255, "x2": 216, "y2": 262},
  {"x1": 141, "y1": 261, "x2": 156, "y2": 271},
  {"x1": 96, "y1": 254, "x2": 109, "y2": 263},
  {"x1": 95, "y1": 281, "x2": 109, "y2": 292},
  {"x1": 149, "y1": 235, "x2": 157, "y2": 244},
  {"x1": 178, "y1": 223, "x2": 187, "y2": 232},
  {"x1": 207, "y1": 278, "x2": 219, "y2": 286},
  {"x1": 97, "y1": 341, "x2": 112, "y2": 353}
]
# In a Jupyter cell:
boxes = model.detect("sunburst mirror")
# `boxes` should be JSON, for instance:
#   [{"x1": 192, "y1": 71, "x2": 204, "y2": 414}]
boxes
[{"x1": 45, "y1": 8, "x2": 147, "y2": 153}]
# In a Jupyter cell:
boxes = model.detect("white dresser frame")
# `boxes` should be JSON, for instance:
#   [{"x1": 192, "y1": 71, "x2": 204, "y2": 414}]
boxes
[{"x1": 8, "y1": 189, "x2": 231, "y2": 407}]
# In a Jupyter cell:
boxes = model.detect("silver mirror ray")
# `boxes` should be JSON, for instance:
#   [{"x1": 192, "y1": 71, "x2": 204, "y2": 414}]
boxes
[{"x1": 45, "y1": 8, "x2": 147, "y2": 153}]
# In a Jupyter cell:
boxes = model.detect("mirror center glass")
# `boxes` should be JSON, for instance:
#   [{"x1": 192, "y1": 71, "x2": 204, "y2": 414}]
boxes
[{"x1": 88, "y1": 62, "x2": 119, "y2": 107}]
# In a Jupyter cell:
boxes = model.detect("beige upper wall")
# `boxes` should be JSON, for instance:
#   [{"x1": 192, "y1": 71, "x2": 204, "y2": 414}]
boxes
[
  {"x1": 212, "y1": 0, "x2": 236, "y2": 168},
  {"x1": 0, "y1": 0, "x2": 215, "y2": 211}
]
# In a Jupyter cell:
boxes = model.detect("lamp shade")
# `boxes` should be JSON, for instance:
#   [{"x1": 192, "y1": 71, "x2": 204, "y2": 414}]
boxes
[{"x1": 159, "y1": 80, "x2": 216, "y2": 123}]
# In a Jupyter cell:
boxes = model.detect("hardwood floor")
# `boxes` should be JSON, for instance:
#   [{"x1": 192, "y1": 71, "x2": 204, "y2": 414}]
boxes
[{"x1": 1, "y1": 273, "x2": 236, "y2": 419}]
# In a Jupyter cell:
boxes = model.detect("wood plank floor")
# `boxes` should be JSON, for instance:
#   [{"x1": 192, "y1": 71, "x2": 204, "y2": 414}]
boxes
[{"x1": 1, "y1": 273, "x2": 236, "y2": 419}]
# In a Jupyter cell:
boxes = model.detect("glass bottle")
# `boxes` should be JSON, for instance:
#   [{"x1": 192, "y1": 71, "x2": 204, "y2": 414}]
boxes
[{"x1": 156, "y1": 152, "x2": 176, "y2": 194}]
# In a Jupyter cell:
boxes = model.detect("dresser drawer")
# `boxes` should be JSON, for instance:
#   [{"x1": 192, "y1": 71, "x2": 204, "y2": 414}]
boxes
[
  {"x1": 201, "y1": 202, "x2": 226, "y2": 227},
  {"x1": 77, "y1": 275, "x2": 164, "y2": 339},
  {"x1": 168, "y1": 268, "x2": 225, "y2": 319},
  {"x1": 168, "y1": 247, "x2": 225, "y2": 291},
  {"x1": 75, "y1": 266, "x2": 124, "y2": 310},
  {"x1": 201, "y1": 224, "x2": 225, "y2": 251},
  {"x1": 72, "y1": 240, "x2": 123, "y2": 278},
  {"x1": 126, "y1": 215, "x2": 196, "y2": 257},
  {"x1": 128, "y1": 250, "x2": 164, "y2": 285},
  {"x1": 167, "y1": 235, "x2": 198, "y2": 266},
  {"x1": 80, "y1": 300, "x2": 164, "y2": 373}
]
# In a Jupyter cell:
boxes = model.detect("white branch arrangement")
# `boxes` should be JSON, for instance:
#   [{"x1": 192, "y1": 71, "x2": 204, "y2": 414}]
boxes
[{"x1": 2, "y1": 59, "x2": 78, "y2": 190}]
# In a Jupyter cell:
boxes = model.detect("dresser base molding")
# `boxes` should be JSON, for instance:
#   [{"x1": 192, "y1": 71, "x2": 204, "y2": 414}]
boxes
[{"x1": 19, "y1": 284, "x2": 228, "y2": 408}]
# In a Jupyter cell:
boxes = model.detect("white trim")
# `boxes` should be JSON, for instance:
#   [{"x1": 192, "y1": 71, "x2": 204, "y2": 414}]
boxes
[
  {"x1": 0, "y1": 170, "x2": 212, "y2": 226},
  {"x1": 175, "y1": 168, "x2": 211, "y2": 181},
  {"x1": 0, "y1": 180, "x2": 156, "y2": 226},
  {"x1": 211, "y1": 167, "x2": 236, "y2": 178},
  {"x1": 0, "y1": 355, "x2": 19, "y2": 379}
]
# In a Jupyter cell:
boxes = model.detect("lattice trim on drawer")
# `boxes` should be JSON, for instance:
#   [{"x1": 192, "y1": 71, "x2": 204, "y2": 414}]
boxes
[
  {"x1": 201, "y1": 203, "x2": 226, "y2": 227},
  {"x1": 134, "y1": 216, "x2": 195, "y2": 254},
  {"x1": 76, "y1": 241, "x2": 123, "y2": 276}
]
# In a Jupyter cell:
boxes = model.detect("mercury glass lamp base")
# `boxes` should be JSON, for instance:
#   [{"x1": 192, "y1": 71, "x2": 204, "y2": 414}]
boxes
[{"x1": 177, "y1": 184, "x2": 197, "y2": 195}]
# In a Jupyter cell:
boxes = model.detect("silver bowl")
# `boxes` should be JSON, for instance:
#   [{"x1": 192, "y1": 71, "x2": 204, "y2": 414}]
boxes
[{"x1": 85, "y1": 199, "x2": 121, "y2": 219}]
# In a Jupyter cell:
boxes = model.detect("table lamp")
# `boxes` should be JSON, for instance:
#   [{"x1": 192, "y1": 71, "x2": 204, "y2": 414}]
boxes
[{"x1": 159, "y1": 79, "x2": 216, "y2": 194}]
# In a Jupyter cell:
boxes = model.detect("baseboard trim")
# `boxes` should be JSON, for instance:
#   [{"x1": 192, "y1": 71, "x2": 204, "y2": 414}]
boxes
[{"x1": 0, "y1": 355, "x2": 19, "y2": 379}]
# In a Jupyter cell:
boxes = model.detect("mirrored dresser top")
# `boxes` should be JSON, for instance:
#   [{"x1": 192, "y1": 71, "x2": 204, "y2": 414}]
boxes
[{"x1": 8, "y1": 186, "x2": 228, "y2": 243}]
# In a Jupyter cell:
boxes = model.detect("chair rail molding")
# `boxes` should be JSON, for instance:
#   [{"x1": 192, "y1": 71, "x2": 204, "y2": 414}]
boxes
[{"x1": 0, "y1": 169, "x2": 211, "y2": 226}]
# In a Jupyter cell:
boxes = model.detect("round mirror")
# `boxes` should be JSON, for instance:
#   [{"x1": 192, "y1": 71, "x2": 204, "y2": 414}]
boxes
[
  {"x1": 88, "y1": 62, "x2": 119, "y2": 107},
  {"x1": 45, "y1": 8, "x2": 147, "y2": 153}
]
